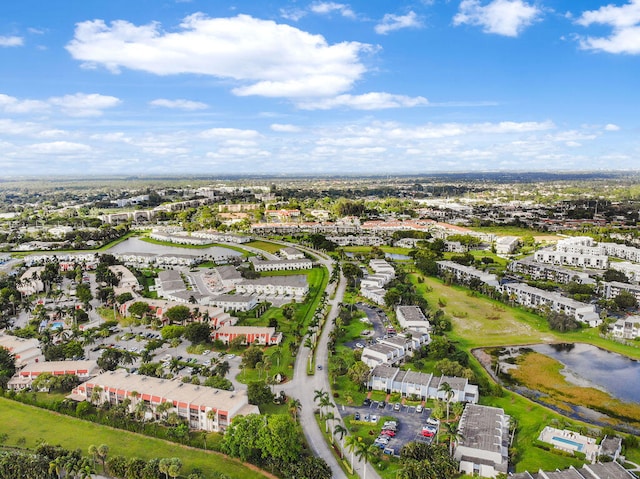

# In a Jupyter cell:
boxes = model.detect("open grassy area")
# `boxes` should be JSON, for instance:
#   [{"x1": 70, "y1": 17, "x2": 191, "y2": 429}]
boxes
[
  {"x1": 0, "y1": 397, "x2": 269, "y2": 479},
  {"x1": 342, "y1": 246, "x2": 412, "y2": 255},
  {"x1": 508, "y1": 351, "x2": 640, "y2": 429},
  {"x1": 246, "y1": 240, "x2": 283, "y2": 254},
  {"x1": 410, "y1": 273, "x2": 556, "y2": 348}
]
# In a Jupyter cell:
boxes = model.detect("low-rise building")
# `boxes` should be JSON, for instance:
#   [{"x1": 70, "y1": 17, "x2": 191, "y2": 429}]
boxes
[
  {"x1": 367, "y1": 365, "x2": 479, "y2": 403},
  {"x1": 611, "y1": 316, "x2": 640, "y2": 339},
  {"x1": 509, "y1": 258, "x2": 594, "y2": 285},
  {"x1": 454, "y1": 404, "x2": 510, "y2": 478},
  {"x1": 495, "y1": 236, "x2": 520, "y2": 255},
  {"x1": 109, "y1": 264, "x2": 141, "y2": 291},
  {"x1": 0, "y1": 334, "x2": 43, "y2": 366},
  {"x1": 279, "y1": 247, "x2": 305, "y2": 260},
  {"x1": 436, "y1": 261, "x2": 500, "y2": 289},
  {"x1": 395, "y1": 306, "x2": 431, "y2": 333},
  {"x1": 235, "y1": 275, "x2": 309, "y2": 297},
  {"x1": 534, "y1": 249, "x2": 609, "y2": 269},
  {"x1": 602, "y1": 281, "x2": 640, "y2": 304},
  {"x1": 8, "y1": 360, "x2": 100, "y2": 390},
  {"x1": 501, "y1": 282, "x2": 601, "y2": 326},
  {"x1": 70, "y1": 369, "x2": 258, "y2": 431},
  {"x1": 361, "y1": 343, "x2": 405, "y2": 368},
  {"x1": 510, "y1": 461, "x2": 634, "y2": 479},
  {"x1": 209, "y1": 294, "x2": 258, "y2": 312},
  {"x1": 212, "y1": 325, "x2": 283, "y2": 345},
  {"x1": 249, "y1": 257, "x2": 313, "y2": 272}
]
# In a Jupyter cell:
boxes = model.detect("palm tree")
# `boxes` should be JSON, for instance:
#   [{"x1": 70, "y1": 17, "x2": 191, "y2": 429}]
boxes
[
  {"x1": 344, "y1": 435, "x2": 359, "y2": 473},
  {"x1": 314, "y1": 389, "x2": 329, "y2": 417},
  {"x1": 325, "y1": 411, "x2": 335, "y2": 435},
  {"x1": 333, "y1": 423, "x2": 348, "y2": 454},
  {"x1": 156, "y1": 401, "x2": 173, "y2": 422},
  {"x1": 355, "y1": 441, "x2": 377, "y2": 479},
  {"x1": 444, "y1": 420, "x2": 463, "y2": 456},
  {"x1": 88, "y1": 444, "x2": 97, "y2": 468},
  {"x1": 288, "y1": 398, "x2": 302, "y2": 422},
  {"x1": 439, "y1": 381, "x2": 454, "y2": 421},
  {"x1": 96, "y1": 444, "x2": 109, "y2": 473}
]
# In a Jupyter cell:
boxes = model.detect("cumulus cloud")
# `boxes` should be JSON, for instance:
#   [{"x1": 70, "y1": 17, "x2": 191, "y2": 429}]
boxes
[
  {"x1": 454, "y1": 0, "x2": 541, "y2": 37},
  {"x1": 310, "y1": 2, "x2": 356, "y2": 18},
  {"x1": 66, "y1": 13, "x2": 370, "y2": 99},
  {"x1": 576, "y1": 0, "x2": 640, "y2": 54},
  {"x1": 199, "y1": 127, "x2": 260, "y2": 139},
  {"x1": 48, "y1": 93, "x2": 121, "y2": 117},
  {"x1": 149, "y1": 98, "x2": 208, "y2": 110},
  {"x1": 0, "y1": 35, "x2": 23, "y2": 47},
  {"x1": 605, "y1": 123, "x2": 621, "y2": 131},
  {"x1": 0, "y1": 94, "x2": 49, "y2": 114},
  {"x1": 271, "y1": 123, "x2": 301, "y2": 132},
  {"x1": 27, "y1": 141, "x2": 91, "y2": 155},
  {"x1": 375, "y1": 11, "x2": 422, "y2": 35},
  {"x1": 297, "y1": 92, "x2": 428, "y2": 110}
]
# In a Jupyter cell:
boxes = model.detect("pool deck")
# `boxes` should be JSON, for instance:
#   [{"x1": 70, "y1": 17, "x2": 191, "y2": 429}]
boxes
[{"x1": 538, "y1": 426, "x2": 599, "y2": 461}]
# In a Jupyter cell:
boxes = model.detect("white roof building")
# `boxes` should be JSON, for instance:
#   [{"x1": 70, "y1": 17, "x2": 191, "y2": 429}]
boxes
[{"x1": 71, "y1": 369, "x2": 258, "y2": 432}]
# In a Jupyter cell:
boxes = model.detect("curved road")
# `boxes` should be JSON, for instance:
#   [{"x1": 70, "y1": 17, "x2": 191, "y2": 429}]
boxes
[{"x1": 272, "y1": 242, "x2": 380, "y2": 479}]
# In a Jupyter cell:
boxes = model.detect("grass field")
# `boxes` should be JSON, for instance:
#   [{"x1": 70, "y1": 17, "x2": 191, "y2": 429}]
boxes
[
  {"x1": 246, "y1": 240, "x2": 283, "y2": 254},
  {"x1": 0, "y1": 397, "x2": 269, "y2": 479}
]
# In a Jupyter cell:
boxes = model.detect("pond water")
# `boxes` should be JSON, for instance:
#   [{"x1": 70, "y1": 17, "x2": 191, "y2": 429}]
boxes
[
  {"x1": 529, "y1": 343, "x2": 640, "y2": 404},
  {"x1": 385, "y1": 253, "x2": 410, "y2": 260},
  {"x1": 106, "y1": 237, "x2": 243, "y2": 259}
]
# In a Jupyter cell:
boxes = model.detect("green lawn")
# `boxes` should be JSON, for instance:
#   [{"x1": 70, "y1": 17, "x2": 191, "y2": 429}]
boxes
[
  {"x1": 0, "y1": 397, "x2": 269, "y2": 479},
  {"x1": 246, "y1": 240, "x2": 283, "y2": 254}
]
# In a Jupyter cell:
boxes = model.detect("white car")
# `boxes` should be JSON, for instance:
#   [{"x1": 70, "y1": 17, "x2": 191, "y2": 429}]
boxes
[
  {"x1": 355, "y1": 342, "x2": 364, "y2": 349},
  {"x1": 426, "y1": 417, "x2": 440, "y2": 426},
  {"x1": 370, "y1": 415, "x2": 378, "y2": 423},
  {"x1": 226, "y1": 354, "x2": 236, "y2": 360},
  {"x1": 416, "y1": 405, "x2": 424, "y2": 413}
]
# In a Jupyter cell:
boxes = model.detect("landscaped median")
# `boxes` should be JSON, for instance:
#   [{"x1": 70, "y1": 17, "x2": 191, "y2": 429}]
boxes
[{"x1": 0, "y1": 396, "x2": 271, "y2": 479}]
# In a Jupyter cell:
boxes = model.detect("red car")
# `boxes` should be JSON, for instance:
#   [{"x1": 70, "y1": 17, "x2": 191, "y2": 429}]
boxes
[
  {"x1": 381, "y1": 430, "x2": 395, "y2": 437},
  {"x1": 421, "y1": 429, "x2": 434, "y2": 437}
]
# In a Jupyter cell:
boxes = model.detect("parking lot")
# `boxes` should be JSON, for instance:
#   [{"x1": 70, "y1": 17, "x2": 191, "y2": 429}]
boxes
[{"x1": 339, "y1": 398, "x2": 439, "y2": 455}]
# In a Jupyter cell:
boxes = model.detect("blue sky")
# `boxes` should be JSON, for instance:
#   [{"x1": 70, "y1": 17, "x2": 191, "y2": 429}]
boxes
[{"x1": 0, "y1": 0, "x2": 639, "y2": 176}]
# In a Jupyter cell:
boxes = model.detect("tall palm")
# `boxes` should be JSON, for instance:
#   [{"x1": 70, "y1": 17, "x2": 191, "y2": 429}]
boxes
[
  {"x1": 444, "y1": 420, "x2": 463, "y2": 456},
  {"x1": 325, "y1": 411, "x2": 335, "y2": 435},
  {"x1": 314, "y1": 389, "x2": 329, "y2": 417},
  {"x1": 288, "y1": 398, "x2": 302, "y2": 423},
  {"x1": 96, "y1": 444, "x2": 109, "y2": 473},
  {"x1": 355, "y1": 441, "x2": 377, "y2": 479},
  {"x1": 344, "y1": 435, "x2": 359, "y2": 473},
  {"x1": 334, "y1": 423, "x2": 348, "y2": 454},
  {"x1": 439, "y1": 381, "x2": 454, "y2": 421}
]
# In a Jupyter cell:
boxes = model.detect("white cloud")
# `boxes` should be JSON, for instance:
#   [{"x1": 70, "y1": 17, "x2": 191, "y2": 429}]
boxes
[
  {"x1": 297, "y1": 92, "x2": 428, "y2": 110},
  {"x1": 453, "y1": 0, "x2": 541, "y2": 37},
  {"x1": 48, "y1": 93, "x2": 121, "y2": 117},
  {"x1": 605, "y1": 123, "x2": 621, "y2": 131},
  {"x1": 0, "y1": 94, "x2": 49, "y2": 114},
  {"x1": 576, "y1": 1, "x2": 640, "y2": 54},
  {"x1": 271, "y1": 123, "x2": 301, "y2": 132},
  {"x1": 66, "y1": 13, "x2": 370, "y2": 99},
  {"x1": 26, "y1": 141, "x2": 91, "y2": 155},
  {"x1": 310, "y1": 2, "x2": 356, "y2": 18},
  {"x1": 0, "y1": 36, "x2": 24, "y2": 47},
  {"x1": 149, "y1": 98, "x2": 208, "y2": 110},
  {"x1": 199, "y1": 127, "x2": 261, "y2": 139},
  {"x1": 375, "y1": 11, "x2": 422, "y2": 35}
]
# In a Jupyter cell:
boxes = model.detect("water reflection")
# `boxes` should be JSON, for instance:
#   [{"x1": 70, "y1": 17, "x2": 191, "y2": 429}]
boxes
[
  {"x1": 530, "y1": 343, "x2": 640, "y2": 404},
  {"x1": 107, "y1": 237, "x2": 243, "y2": 259}
]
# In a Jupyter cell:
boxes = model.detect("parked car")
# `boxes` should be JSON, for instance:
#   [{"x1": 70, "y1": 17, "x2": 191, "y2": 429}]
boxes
[
  {"x1": 378, "y1": 401, "x2": 386, "y2": 409},
  {"x1": 426, "y1": 417, "x2": 439, "y2": 426},
  {"x1": 363, "y1": 398, "x2": 371, "y2": 407},
  {"x1": 421, "y1": 429, "x2": 435, "y2": 437},
  {"x1": 416, "y1": 405, "x2": 423, "y2": 413},
  {"x1": 394, "y1": 402, "x2": 401, "y2": 411},
  {"x1": 370, "y1": 415, "x2": 378, "y2": 423},
  {"x1": 381, "y1": 430, "x2": 395, "y2": 437},
  {"x1": 354, "y1": 412, "x2": 361, "y2": 421}
]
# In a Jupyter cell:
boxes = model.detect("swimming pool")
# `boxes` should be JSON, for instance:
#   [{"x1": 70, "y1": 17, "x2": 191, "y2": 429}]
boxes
[
  {"x1": 552, "y1": 436, "x2": 584, "y2": 451},
  {"x1": 50, "y1": 321, "x2": 64, "y2": 330}
]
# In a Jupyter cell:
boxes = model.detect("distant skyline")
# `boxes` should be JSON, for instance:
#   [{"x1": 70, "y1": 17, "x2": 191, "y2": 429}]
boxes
[{"x1": 1, "y1": 0, "x2": 639, "y2": 176}]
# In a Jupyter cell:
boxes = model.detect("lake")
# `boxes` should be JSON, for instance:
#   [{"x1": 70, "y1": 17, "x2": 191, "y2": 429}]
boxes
[
  {"x1": 106, "y1": 237, "x2": 243, "y2": 259},
  {"x1": 529, "y1": 343, "x2": 640, "y2": 404}
]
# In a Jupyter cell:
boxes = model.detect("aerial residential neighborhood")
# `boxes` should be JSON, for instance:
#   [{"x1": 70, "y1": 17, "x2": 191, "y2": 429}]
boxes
[{"x1": 2, "y1": 0, "x2": 640, "y2": 478}]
